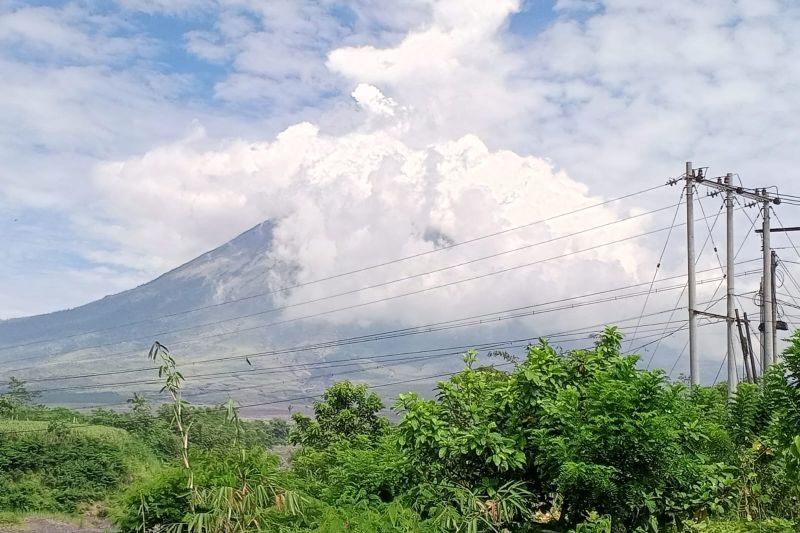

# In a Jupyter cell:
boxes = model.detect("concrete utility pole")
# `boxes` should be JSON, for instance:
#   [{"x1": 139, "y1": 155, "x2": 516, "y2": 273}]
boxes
[
  {"x1": 684, "y1": 168, "x2": 781, "y2": 383},
  {"x1": 725, "y1": 174, "x2": 737, "y2": 397},
  {"x1": 755, "y1": 226, "x2": 800, "y2": 365},
  {"x1": 686, "y1": 162, "x2": 699, "y2": 386},
  {"x1": 762, "y1": 202, "x2": 774, "y2": 372}
]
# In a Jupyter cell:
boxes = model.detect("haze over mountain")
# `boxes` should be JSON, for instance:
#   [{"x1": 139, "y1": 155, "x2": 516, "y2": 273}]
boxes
[
  {"x1": 1, "y1": 197, "x2": 766, "y2": 414},
  {"x1": 0, "y1": 218, "x2": 522, "y2": 413}
]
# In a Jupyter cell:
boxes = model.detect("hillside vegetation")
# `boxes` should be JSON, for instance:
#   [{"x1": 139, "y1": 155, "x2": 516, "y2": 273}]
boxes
[{"x1": 1, "y1": 327, "x2": 800, "y2": 532}]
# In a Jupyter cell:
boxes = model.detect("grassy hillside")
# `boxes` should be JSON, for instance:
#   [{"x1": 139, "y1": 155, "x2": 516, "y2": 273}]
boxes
[{"x1": 0, "y1": 420, "x2": 159, "y2": 515}]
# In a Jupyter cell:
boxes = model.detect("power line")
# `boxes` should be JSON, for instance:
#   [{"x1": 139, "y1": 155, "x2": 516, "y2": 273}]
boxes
[
  {"x1": 4, "y1": 270, "x2": 709, "y2": 375},
  {"x1": 772, "y1": 208, "x2": 800, "y2": 261},
  {"x1": 21, "y1": 315, "x2": 680, "y2": 385},
  {"x1": 0, "y1": 183, "x2": 671, "y2": 353},
  {"x1": 15, "y1": 203, "x2": 681, "y2": 358},
  {"x1": 30, "y1": 324, "x2": 680, "y2": 397},
  {"x1": 695, "y1": 190, "x2": 726, "y2": 276},
  {"x1": 645, "y1": 200, "x2": 760, "y2": 368},
  {"x1": 643, "y1": 202, "x2": 726, "y2": 368},
  {"x1": 627, "y1": 192, "x2": 685, "y2": 349},
  {"x1": 778, "y1": 261, "x2": 800, "y2": 301},
  {"x1": 52, "y1": 325, "x2": 703, "y2": 413},
  {"x1": 9, "y1": 364, "x2": 480, "y2": 435},
  {"x1": 10, "y1": 264, "x2": 759, "y2": 382},
  {"x1": 668, "y1": 342, "x2": 688, "y2": 377},
  {"x1": 713, "y1": 354, "x2": 727, "y2": 384},
  {"x1": 25, "y1": 291, "x2": 744, "y2": 400},
  {"x1": 21, "y1": 307, "x2": 731, "y2": 415},
  {"x1": 70, "y1": 321, "x2": 714, "y2": 413},
  {"x1": 2, "y1": 365, "x2": 519, "y2": 435},
  {"x1": 24, "y1": 295, "x2": 718, "y2": 395},
  {"x1": 42, "y1": 315, "x2": 695, "y2": 411},
  {"x1": 1, "y1": 207, "x2": 739, "y2": 370}
]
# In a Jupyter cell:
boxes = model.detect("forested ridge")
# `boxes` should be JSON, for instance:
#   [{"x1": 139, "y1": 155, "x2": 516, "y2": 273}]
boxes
[{"x1": 2, "y1": 327, "x2": 800, "y2": 532}]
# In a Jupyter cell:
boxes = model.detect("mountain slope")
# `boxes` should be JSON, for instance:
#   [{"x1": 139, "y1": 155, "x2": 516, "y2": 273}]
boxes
[{"x1": 0, "y1": 220, "x2": 464, "y2": 412}]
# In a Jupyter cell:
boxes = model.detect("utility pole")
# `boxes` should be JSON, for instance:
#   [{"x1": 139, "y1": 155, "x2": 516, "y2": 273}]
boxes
[
  {"x1": 734, "y1": 309, "x2": 752, "y2": 383},
  {"x1": 686, "y1": 162, "x2": 699, "y2": 386},
  {"x1": 690, "y1": 172, "x2": 780, "y2": 381},
  {"x1": 743, "y1": 312, "x2": 758, "y2": 380},
  {"x1": 725, "y1": 174, "x2": 737, "y2": 396},
  {"x1": 755, "y1": 226, "x2": 800, "y2": 363},
  {"x1": 758, "y1": 280, "x2": 765, "y2": 361},
  {"x1": 762, "y1": 202, "x2": 774, "y2": 372}
]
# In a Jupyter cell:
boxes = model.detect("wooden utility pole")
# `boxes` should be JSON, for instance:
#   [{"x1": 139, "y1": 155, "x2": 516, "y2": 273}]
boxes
[
  {"x1": 743, "y1": 312, "x2": 758, "y2": 380},
  {"x1": 735, "y1": 309, "x2": 752, "y2": 383}
]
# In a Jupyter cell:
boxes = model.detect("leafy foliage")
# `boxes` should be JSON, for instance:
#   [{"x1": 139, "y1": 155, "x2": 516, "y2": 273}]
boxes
[
  {"x1": 6, "y1": 326, "x2": 800, "y2": 532},
  {"x1": 290, "y1": 381, "x2": 388, "y2": 448},
  {"x1": 0, "y1": 422, "x2": 150, "y2": 513}
]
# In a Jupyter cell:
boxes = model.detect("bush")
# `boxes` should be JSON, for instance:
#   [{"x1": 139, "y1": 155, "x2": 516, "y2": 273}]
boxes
[
  {"x1": 110, "y1": 447, "x2": 291, "y2": 531},
  {"x1": 0, "y1": 423, "x2": 153, "y2": 513},
  {"x1": 292, "y1": 433, "x2": 416, "y2": 506},
  {"x1": 691, "y1": 518, "x2": 797, "y2": 532},
  {"x1": 109, "y1": 467, "x2": 189, "y2": 532},
  {"x1": 0, "y1": 474, "x2": 55, "y2": 512}
]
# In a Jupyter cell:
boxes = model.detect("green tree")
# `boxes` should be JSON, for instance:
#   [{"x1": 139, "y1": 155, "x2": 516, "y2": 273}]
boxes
[
  {"x1": 396, "y1": 349, "x2": 523, "y2": 486},
  {"x1": 290, "y1": 381, "x2": 388, "y2": 448},
  {"x1": 0, "y1": 395, "x2": 18, "y2": 418},
  {"x1": 5, "y1": 376, "x2": 40, "y2": 405},
  {"x1": 397, "y1": 328, "x2": 736, "y2": 530},
  {"x1": 127, "y1": 393, "x2": 150, "y2": 415}
]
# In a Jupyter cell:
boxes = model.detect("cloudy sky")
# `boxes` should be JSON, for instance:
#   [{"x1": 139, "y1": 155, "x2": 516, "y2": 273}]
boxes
[{"x1": 2, "y1": 0, "x2": 799, "y2": 376}]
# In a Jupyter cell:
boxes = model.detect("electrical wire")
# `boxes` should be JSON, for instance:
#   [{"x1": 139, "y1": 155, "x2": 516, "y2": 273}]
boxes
[
  {"x1": 26, "y1": 293, "x2": 745, "y2": 401},
  {"x1": 19, "y1": 204, "x2": 681, "y2": 355},
  {"x1": 25, "y1": 289, "x2": 730, "y2": 395},
  {"x1": 0, "y1": 183, "x2": 672, "y2": 354},
  {"x1": 646, "y1": 197, "x2": 760, "y2": 369},
  {"x1": 626, "y1": 192, "x2": 684, "y2": 349},
  {"x1": 47, "y1": 323, "x2": 704, "y2": 413},
  {"x1": 772, "y1": 208, "x2": 800, "y2": 261},
  {"x1": 0, "y1": 365, "x2": 518, "y2": 435},
  {"x1": 713, "y1": 353, "x2": 727, "y2": 384},
  {"x1": 74, "y1": 329, "x2": 686, "y2": 411},
  {"x1": 1, "y1": 206, "x2": 739, "y2": 370},
  {"x1": 40, "y1": 315, "x2": 694, "y2": 412},
  {"x1": 19, "y1": 304, "x2": 733, "y2": 415},
  {"x1": 10, "y1": 265, "x2": 759, "y2": 384}
]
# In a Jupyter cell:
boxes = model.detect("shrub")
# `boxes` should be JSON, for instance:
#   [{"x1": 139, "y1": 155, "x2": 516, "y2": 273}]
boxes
[{"x1": 0, "y1": 423, "x2": 152, "y2": 513}]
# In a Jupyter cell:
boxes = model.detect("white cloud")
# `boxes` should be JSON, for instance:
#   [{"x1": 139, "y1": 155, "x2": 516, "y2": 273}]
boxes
[
  {"x1": 352, "y1": 83, "x2": 399, "y2": 117},
  {"x1": 0, "y1": 3, "x2": 148, "y2": 64},
  {"x1": 115, "y1": 0, "x2": 215, "y2": 14},
  {"x1": 85, "y1": 83, "x2": 659, "y2": 339},
  {"x1": 326, "y1": 0, "x2": 536, "y2": 151}
]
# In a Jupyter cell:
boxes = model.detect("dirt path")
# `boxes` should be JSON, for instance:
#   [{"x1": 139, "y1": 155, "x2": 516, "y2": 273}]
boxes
[{"x1": 0, "y1": 516, "x2": 114, "y2": 533}]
